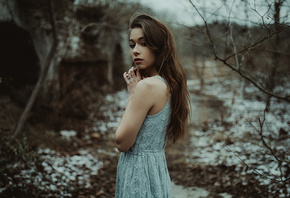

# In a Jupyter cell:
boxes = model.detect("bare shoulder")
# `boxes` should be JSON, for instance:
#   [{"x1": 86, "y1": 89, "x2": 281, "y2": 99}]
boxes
[
  {"x1": 137, "y1": 77, "x2": 168, "y2": 97},
  {"x1": 138, "y1": 76, "x2": 167, "y2": 89}
]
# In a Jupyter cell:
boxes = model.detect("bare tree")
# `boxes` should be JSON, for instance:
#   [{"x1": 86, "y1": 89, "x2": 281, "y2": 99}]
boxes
[
  {"x1": 265, "y1": 0, "x2": 285, "y2": 110},
  {"x1": 12, "y1": 0, "x2": 58, "y2": 138},
  {"x1": 186, "y1": 1, "x2": 289, "y2": 196},
  {"x1": 188, "y1": 0, "x2": 290, "y2": 104}
]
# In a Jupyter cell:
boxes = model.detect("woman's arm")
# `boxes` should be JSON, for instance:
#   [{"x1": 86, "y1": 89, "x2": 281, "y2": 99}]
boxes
[{"x1": 115, "y1": 79, "x2": 155, "y2": 152}]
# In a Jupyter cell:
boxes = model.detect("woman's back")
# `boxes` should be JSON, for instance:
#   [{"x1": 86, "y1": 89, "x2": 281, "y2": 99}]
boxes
[
  {"x1": 115, "y1": 76, "x2": 172, "y2": 198},
  {"x1": 128, "y1": 77, "x2": 170, "y2": 153}
]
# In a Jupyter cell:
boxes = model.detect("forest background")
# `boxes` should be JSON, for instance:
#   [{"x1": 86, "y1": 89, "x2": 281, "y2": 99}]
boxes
[{"x1": 0, "y1": 0, "x2": 289, "y2": 197}]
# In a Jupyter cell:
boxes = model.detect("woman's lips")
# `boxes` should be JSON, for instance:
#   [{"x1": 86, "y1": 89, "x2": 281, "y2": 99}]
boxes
[{"x1": 134, "y1": 58, "x2": 143, "y2": 64}]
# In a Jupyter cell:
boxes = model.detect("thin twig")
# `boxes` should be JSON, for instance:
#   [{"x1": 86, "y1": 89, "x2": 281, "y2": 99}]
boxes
[
  {"x1": 229, "y1": 25, "x2": 240, "y2": 70},
  {"x1": 224, "y1": 26, "x2": 290, "y2": 62},
  {"x1": 246, "y1": 111, "x2": 289, "y2": 185},
  {"x1": 188, "y1": 0, "x2": 290, "y2": 102},
  {"x1": 188, "y1": 0, "x2": 217, "y2": 57},
  {"x1": 81, "y1": 22, "x2": 124, "y2": 32},
  {"x1": 224, "y1": 141, "x2": 288, "y2": 184},
  {"x1": 215, "y1": 54, "x2": 290, "y2": 102}
]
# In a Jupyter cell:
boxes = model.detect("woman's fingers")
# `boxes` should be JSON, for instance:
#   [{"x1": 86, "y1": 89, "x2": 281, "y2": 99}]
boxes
[
  {"x1": 128, "y1": 67, "x2": 135, "y2": 78},
  {"x1": 124, "y1": 67, "x2": 143, "y2": 85},
  {"x1": 123, "y1": 72, "x2": 130, "y2": 83}
]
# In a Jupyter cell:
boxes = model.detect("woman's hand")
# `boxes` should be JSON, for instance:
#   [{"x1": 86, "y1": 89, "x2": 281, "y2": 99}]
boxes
[{"x1": 123, "y1": 67, "x2": 142, "y2": 95}]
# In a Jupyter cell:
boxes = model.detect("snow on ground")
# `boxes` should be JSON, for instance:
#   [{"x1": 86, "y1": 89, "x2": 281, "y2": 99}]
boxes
[
  {"x1": 60, "y1": 129, "x2": 77, "y2": 139},
  {"x1": 2, "y1": 145, "x2": 103, "y2": 197},
  {"x1": 188, "y1": 78, "x2": 290, "y2": 197},
  {"x1": 16, "y1": 148, "x2": 102, "y2": 197},
  {"x1": 171, "y1": 181, "x2": 232, "y2": 198},
  {"x1": 101, "y1": 82, "x2": 289, "y2": 197},
  {"x1": 91, "y1": 90, "x2": 128, "y2": 136},
  {"x1": 171, "y1": 182, "x2": 209, "y2": 198},
  {"x1": 14, "y1": 91, "x2": 129, "y2": 197},
  {"x1": 4, "y1": 82, "x2": 287, "y2": 197},
  {"x1": 103, "y1": 89, "x2": 236, "y2": 197},
  {"x1": 171, "y1": 181, "x2": 233, "y2": 198}
]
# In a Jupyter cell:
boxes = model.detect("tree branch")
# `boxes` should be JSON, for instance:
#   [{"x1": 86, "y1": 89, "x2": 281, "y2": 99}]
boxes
[
  {"x1": 215, "y1": 56, "x2": 290, "y2": 102},
  {"x1": 188, "y1": 0, "x2": 290, "y2": 102},
  {"x1": 188, "y1": 0, "x2": 217, "y2": 57},
  {"x1": 246, "y1": 111, "x2": 289, "y2": 186},
  {"x1": 224, "y1": 26, "x2": 290, "y2": 62},
  {"x1": 80, "y1": 22, "x2": 124, "y2": 33},
  {"x1": 229, "y1": 25, "x2": 240, "y2": 70}
]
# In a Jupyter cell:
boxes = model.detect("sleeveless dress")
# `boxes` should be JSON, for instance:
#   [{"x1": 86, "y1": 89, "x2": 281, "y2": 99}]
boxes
[{"x1": 115, "y1": 76, "x2": 172, "y2": 198}]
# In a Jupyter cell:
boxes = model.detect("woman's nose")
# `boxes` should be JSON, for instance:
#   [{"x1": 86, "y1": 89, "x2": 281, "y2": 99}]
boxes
[{"x1": 132, "y1": 45, "x2": 140, "y2": 55}]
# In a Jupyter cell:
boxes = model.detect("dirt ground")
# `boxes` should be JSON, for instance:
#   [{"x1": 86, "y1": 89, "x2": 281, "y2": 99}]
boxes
[{"x1": 0, "y1": 90, "x2": 286, "y2": 198}]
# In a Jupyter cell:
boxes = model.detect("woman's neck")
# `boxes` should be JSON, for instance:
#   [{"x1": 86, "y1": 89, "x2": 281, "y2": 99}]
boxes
[{"x1": 144, "y1": 68, "x2": 158, "y2": 77}]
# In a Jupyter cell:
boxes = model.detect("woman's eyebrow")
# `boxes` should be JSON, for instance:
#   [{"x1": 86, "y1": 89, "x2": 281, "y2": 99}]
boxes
[{"x1": 129, "y1": 37, "x2": 144, "y2": 42}]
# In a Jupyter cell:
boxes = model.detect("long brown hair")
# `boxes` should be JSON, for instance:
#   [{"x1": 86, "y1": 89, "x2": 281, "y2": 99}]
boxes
[{"x1": 129, "y1": 14, "x2": 190, "y2": 144}]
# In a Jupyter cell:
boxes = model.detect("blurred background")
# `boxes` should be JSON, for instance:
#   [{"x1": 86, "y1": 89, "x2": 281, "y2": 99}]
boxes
[{"x1": 0, "y1": 0, "x2": 289, "y2": 197}]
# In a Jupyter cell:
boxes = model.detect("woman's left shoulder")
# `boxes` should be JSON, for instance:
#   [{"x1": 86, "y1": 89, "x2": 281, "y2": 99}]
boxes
[
  {"x1": 142, "y1": 76, "x2": 165, "y2": 86},
  {"x1": 140, "y1": 76, "x2": 168, "y2": 95}
]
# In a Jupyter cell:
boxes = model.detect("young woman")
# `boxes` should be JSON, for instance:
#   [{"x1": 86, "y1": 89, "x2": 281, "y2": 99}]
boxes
[{"x1": 115, "y1": 14, "x2": 190, "y2": 197}]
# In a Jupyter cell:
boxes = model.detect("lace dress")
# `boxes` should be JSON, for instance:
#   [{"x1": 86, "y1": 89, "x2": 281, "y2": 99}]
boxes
[{"x1": 115, "y1": 76, "x2": 172, "y2": 198}]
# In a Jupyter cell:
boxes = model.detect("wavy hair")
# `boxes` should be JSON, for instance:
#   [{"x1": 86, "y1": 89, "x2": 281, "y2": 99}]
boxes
[{"x1": 129, "y1": 14, "x2": 191, "y2": 144}]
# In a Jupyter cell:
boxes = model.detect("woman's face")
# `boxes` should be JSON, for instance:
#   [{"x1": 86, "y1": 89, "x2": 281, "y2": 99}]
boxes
[{"x1": 129, "y1": 27, "x2": 156, "y2": 75}]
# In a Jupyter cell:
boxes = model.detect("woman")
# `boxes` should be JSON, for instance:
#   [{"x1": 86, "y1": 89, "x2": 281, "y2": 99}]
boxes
[{"x1": 115, "y1": 14, "x2": 190, "y2": 197}]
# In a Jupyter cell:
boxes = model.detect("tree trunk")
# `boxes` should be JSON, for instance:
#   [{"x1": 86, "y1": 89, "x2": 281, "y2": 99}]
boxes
[
  {"x1": 12, "y1": 0, "x2": 57, "y2": 138},
  {"x1": 265, "y1": 0, "x2": 283, "y2": 111}
]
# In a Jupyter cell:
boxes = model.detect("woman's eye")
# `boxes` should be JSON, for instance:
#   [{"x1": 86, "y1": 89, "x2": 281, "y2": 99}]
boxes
[
  {"x1": 141, "y1": 42, "x2": 147, "y2": 46},
  {"x1": 129, "y1": 44, "x2": 135, "y2": 48}
]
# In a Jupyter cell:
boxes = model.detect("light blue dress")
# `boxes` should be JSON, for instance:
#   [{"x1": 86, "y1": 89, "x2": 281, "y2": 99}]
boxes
[{"x1": 115, "y1": 76, "x2": 172, "y2": 198}]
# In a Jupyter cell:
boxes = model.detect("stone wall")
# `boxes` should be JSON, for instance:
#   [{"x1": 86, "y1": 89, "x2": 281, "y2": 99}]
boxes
[{"x1": 0, "y1": 0, "x2": 127, "y2": 102}]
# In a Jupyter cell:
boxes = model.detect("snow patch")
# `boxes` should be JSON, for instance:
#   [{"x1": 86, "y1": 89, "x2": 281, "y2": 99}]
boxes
[{"x1": 60, "y1": 130, "x2": 77, "y2": 139}]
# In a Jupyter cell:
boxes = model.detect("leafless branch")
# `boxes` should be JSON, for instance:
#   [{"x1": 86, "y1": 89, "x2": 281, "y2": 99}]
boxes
[
  {"x1": 188, "y1": 0, "x2": 290, "y2": 102},
  {"x1": 245, "y1": 111, "x2": 290, "y2": 195},
  {"x1": 224, "y1": 111, "x2": 289, "y2": 185},
  {"x1": 251, "y1": 1, "x2": 272, "y2": 31},
  {"x1": 247, "y1": 112, "x2": 281, "y2": 164},
  {"x1": 224, "y1": 144, "x2": 268, "y2": 180},
  {"x1": 188, "y1": 0, "x2": 217, "y2": 57},
  {"x1": 229, "y1": 25, "x2": 240, "y2": 70},
  {"x1": 224, "y1": 26, "x2": 290, "y2": 62},
  {"x1": 81, "y1": 22, "x2": 124, "y2": 33},
  {"x1": 217, "y1": 56, "x2": 290, "y2": 102}
]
